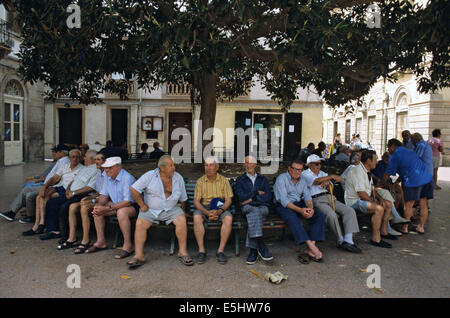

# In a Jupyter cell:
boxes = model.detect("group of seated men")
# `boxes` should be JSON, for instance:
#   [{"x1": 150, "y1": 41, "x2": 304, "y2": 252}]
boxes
[{"x1": 0, "y1": 136, "x2": 435, "y2": 268}]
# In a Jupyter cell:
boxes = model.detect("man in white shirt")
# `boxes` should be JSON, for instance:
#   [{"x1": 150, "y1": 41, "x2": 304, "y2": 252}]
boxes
[
  {"x1": 127, "y1": 155, "x2": 191, "y2": 268},
  {"x1": 23, "y1": 148, "x2": 83, "y2": 236},
  {"x1": 344, "y1": 150, "x2": 394, "y2": 248},
  {"x1": 302, "y1": 155, "x2": 361, "y2": 253}
]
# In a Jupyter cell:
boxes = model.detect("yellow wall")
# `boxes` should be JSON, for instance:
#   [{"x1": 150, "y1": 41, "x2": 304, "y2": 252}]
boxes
[{"x1": 211, "y1": 103, "x2": 323, "y2": 150}]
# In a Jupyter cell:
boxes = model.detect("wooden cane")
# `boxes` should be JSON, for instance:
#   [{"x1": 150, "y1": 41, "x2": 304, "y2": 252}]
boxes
[{"x1": 328, "y1": 183, "x2": 336, "y2": 213}]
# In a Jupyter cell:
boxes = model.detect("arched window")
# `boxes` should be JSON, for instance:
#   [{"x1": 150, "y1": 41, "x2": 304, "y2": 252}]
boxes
[{"x1": 4, "y1": 79, "x2": 24, "y2": 97}]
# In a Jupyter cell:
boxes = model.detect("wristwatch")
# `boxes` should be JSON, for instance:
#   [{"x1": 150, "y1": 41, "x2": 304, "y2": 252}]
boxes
[{"x1": 72, "y1": 191, "x2": 76, "y2": 196}]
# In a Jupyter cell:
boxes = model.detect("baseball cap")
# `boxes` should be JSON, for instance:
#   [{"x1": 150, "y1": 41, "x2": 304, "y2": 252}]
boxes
[
  {"x1": 51, "y1": 144, "x2": 70, "y2": 152},
  {"x1": 101, "y1": 156, "x2": 122, "y2": 168},
  {"x1": 306, "y1": 154, "x2": 324, "y2": 165},
  {"x1": 210, "y1": 198, "x2": 224, "y2": 210}
]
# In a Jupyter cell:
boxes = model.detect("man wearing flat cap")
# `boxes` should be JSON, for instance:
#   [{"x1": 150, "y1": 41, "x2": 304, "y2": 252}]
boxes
[{"x1": 85, "y1": 157, "x2": 138, "y2": 259}]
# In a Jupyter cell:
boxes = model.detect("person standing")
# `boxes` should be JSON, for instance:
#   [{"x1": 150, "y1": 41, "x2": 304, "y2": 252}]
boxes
[{"x1": 428, "y1": 129, "x2": 445, "y2": 190}]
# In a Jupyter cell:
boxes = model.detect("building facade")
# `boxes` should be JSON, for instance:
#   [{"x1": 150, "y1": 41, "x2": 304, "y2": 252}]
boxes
[
  {"x1": 322, "y1": 72, "x2": 450, "y2": 166},
  {"x1": 44, "y1": 80, "x2": 323, "y2": 162},
  {"x1": 0, "y1": 5, "x2": 45, "y2": 167}
]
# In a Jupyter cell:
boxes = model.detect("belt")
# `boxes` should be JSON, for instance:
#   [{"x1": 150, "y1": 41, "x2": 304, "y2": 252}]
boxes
[{"x1": 311, "y1": 192, "x2": 330, "y2": 199}]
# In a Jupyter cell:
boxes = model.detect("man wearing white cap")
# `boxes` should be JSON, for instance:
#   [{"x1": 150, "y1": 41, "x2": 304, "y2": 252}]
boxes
[
  {"x1": 85, "y1": 156, "x2": 138, "y2": 259},
  {"x1": 302, "y1": 154, "x2": 361, "y2": 253}
]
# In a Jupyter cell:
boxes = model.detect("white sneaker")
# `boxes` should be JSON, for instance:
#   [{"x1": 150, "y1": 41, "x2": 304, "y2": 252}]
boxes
[{"x1": 387, "y1": 227, "x2": 402, "y2": 236}]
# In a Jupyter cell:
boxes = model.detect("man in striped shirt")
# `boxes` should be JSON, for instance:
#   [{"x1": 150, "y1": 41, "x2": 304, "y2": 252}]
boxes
[{"x1": 193, "y1": 156, "x2": 233, "y2": 264}]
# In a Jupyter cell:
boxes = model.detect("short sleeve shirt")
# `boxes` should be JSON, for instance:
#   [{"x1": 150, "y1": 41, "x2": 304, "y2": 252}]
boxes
[
  {"x1": 69, "y1": 164, "x2": 98, "y2": 191},
  {"x1": 428, "y1": 137, "x2": 443, "y2": 157},
  {"x1": 131, "y1": 168, "x2": 187, "y2": 217},
  {"x1": 344, "y1": 163, "x2": 372, "y2": 207},
  {"x1": 385, "y1": 147, "x2": 432, "y2": 187},
  {"x1": 44, "y1": 156, "x2": 70, "y2": 184},
  {"x1": 194, "y1": 174, "x2": 233, "y2": 206},
  {"x1": 100, "y1": 169, "x2": 136, "y2": 204},
  {"x1": 54, "y1": 163, "x2": 84, "y2": 190}
]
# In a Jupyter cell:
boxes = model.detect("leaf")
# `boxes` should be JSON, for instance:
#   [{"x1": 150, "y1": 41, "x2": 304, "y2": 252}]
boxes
[
  {"x1": 347, "y1": 32, "x2": 352, "y2": 39},
  {"x1": 120, "y1": 274, "x2": 131, "y2": 279}
]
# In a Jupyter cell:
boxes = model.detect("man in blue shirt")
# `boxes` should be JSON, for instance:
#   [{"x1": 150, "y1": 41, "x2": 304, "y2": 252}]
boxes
[
  {"x1": 411, "y1": 133, "x2": 433, "y2": 176},
  {"x1": 274, "y1": 159, "x2": 325, "y2": 263},
  {"x1": 401, "y1": 130, "x2": 415, "y2": 151},
  {"x1": 235, "y1": 155, "x2": 272, "y2": 265},
  {"x1": 85, "y1": 157, "x2": 138, "y2": 259},
  {"x1": 381, "y1": 139, "x2": 433, "y2": 235}
]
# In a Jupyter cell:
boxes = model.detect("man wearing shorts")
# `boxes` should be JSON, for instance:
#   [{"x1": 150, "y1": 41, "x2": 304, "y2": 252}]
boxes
[
  {"x1": 128, "y1": 155, "x2": 191, "y2": 268},
  {"x1": 193, "y1": 156, "x2": 234, "y2": 265},
  {"x1": 344, "y1": 150, "x2": 394, "y2": 248},
  {"x1": 380, "y1": 139, "x2": 433, "y2": 235}
]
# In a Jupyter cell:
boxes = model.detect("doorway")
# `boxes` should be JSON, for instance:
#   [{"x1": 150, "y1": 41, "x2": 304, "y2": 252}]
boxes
[
  {"x1": 3, "y1": 101, "x2": 23, "y2": 165},
  {"x1": 58, "y1": 108, "x2": 82, "y2": 146},
  {"x1": 111, "y1": 109, "x2": 128, "y2": 148},
  {"x1": 168, "y1": 112, "x2": 192, "y2": 153},
  {"x1": 252, "y1": 112, "x2": 284, "y2": 159}
]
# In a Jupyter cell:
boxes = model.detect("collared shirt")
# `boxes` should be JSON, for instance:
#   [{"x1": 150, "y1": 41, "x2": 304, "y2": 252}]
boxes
[
  {"x1": 44, "y1": 156, "x2": 70, "y2": 184},
  {"x1": 385, "y1": 146, "x2": 432, "y2": 187},
  {"x1": 100, "y1": 169, "x2": 136, "y2": 204},
  {"x1": 246, "y1": 172, "x2": 257, "y2": 185},
  {"x1": 274, "y1": 171, "x2": 312, "y2": 208},
  {"x1": 95, "y1": 170, "x2": 106, "y2": 192},
  {"x1": 54, "y1": 163, "x2": 84, "y2": 190},
  {"x1": 301, "y1": 169, "x2": 329, "y2": 197},
  {"x1": 344, "y1": 163, "x2": 373, "y2": 207},
  {"x1": 340, "y1": 164, "x2": 356, "y2": 187},
  {"x1": 131, "y1": 168, "x2": 187, "y2": 217},
  {"x1": 69, "y1": 164, "x2": 98, "y2": 192},
  {"x1": 194, "y1": 173, "x2": 233, "y2": 206},
  {"x1": 414, "y1": 140, "x2": 433, "y2": 175}
]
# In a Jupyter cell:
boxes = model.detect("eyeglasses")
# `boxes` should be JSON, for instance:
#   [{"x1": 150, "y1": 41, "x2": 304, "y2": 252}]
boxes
[{"x1": 289, "y1": 166, "x2": 303, "y2": 172}]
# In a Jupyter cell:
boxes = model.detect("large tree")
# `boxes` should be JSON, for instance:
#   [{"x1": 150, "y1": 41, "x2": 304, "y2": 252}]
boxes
[{"x1": 5, "y1": 0, "x2": 450, "y2": 137}]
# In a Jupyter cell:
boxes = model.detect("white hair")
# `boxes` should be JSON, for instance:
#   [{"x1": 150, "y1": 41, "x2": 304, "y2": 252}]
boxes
[
  {"x1": 204, "y1": 156, "x2": 219, "y2": 165},
  {"x1": 158, "y1": 155, "x2": 174, "y2": 167},
  {"x1": 69, "y1": 149, "x2": 82, "y2": 156},
  {"x1": 86, "y1": 149, "x2": 97, "y2": 160},
  {"x1": 245, "y1": 155, "x2": 257, "y2": 163}
]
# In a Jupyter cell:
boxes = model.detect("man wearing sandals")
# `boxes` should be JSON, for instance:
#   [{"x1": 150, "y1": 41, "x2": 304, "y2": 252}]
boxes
[
  {"x1": 62, "y1": 152, "x2": 107, "y2": 253},
  {"x1": 274, "y1": 159, "x2": 325, "y2": 263},
  {"x1": 85, "y1": 156, "x2": 138, "y2": 259},
  {"x1": 193, "y1": 156, "x2": 234, "y2": 265},
  {"x1": 127, "y1": 155, "x2": 192, "y2": 268},
  {"x1": 234, "y1": 155, "x2": 273, "y2": 265}
]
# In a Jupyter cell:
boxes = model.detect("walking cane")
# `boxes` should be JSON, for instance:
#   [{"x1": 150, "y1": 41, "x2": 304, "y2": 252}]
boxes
[{"x1": 328, "y1": 183, "x2": 336, "y2": 213}]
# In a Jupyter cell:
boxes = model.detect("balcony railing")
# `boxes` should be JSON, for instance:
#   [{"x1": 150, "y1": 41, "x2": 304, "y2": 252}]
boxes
[
  {"x1": 165, "y1": 82, "x2": 191, "y2": 96},
  {"x1": 0, "y1": 19, "x2": 13, "y2": 59}
]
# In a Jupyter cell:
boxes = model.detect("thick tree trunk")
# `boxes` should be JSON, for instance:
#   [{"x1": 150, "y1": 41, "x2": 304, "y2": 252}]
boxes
[{"x1": 198, "y1": 72, "x2": 217, "y2": 151}]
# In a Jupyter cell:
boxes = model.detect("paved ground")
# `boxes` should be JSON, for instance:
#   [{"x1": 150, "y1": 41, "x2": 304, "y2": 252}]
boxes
[{"x1": 0, "y1": 162, "x2": 449, "y2": 298}]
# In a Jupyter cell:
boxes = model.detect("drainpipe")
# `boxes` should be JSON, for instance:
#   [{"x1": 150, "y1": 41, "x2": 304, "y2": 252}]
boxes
[
  {"x1": 136, "y1": 87, "x2": 142, "y2": 153},
  {"x1": 381, "y1": 80, "x2": 390, "y2": 153}
]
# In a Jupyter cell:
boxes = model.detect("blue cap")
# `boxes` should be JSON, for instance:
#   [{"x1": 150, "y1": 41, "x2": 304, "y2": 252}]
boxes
[{"x1": 210, "y1": 198, "x2": 224, "y2": 210}]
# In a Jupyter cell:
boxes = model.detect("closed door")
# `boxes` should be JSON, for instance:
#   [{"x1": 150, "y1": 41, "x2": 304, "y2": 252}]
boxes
[
  {"x1": 345, "y1": 119, "x2": 351, "y2": 144},
  {"x1": 168, "y1": 112, "x2": 192, "y2": 153},
  {"x1": 59, "y1": 108, "x2": 82, "y2": 146},
  {"x1": 111, "y1": 109, "x2": 128, "y2": 148},
  {"x1": 4, "y1": 101, "x2": 23, "y2": 165}
]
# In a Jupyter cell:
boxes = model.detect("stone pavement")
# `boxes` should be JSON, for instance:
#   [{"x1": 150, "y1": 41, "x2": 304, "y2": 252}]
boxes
[{"x1": 0, "y1": 162, "x2": 449, "y2": 298}]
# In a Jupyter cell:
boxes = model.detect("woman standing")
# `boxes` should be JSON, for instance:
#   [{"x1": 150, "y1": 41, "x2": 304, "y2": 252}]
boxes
[{"x1": 428, "y1": 129, "x2": 445, "y2": 190}]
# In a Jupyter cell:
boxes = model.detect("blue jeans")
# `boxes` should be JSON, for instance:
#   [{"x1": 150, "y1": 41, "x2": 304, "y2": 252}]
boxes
[{"x1": 275, "y1": 202, "x2": 325, "y2": 245}]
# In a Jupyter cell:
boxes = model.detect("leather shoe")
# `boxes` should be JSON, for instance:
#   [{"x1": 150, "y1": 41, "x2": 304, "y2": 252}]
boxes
[
  {"x1": 40, "y1": 231, "x2": 62, "y2": 240},
  {"x1": 216, "y1": 252, "x2": 227, "y2": 264},
  {"x1": 370, "y1": 240, "x2": 392, "y2": 248},
  {"x1": 196, "y1": 252, "x2": 207, "y2": 264},
  {"x1": 381, "y1": 233, "x2": 398, "y2": 240},
  {"x1": 339, "y1": 241, "x2": 362, "y2": 253},
  {"x1": 391, "y1": 217, "x2": 411, "y2": 225}
]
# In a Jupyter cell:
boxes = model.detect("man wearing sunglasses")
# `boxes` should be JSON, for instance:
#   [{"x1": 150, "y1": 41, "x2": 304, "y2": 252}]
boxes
[
  {"x1": 302, "y1": 155, "x2": 361, "y2": 253},
  {"x1": 274, "y1": 159, "x2": 325, "y2": 262}
]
